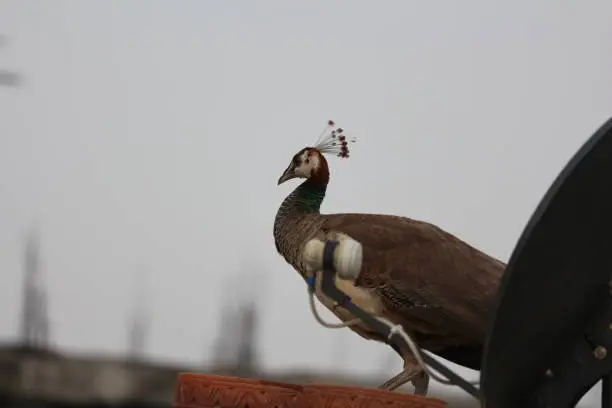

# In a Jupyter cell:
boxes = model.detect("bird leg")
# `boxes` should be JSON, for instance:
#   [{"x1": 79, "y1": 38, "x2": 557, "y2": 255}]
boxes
[{"x1": 379, "y1": 356, "x2": 430, "y2": 395}]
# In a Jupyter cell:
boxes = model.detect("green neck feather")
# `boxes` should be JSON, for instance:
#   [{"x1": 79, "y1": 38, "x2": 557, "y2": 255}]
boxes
[{"x1": 295, "y1": 180, "x2": 327, "y2": 213}]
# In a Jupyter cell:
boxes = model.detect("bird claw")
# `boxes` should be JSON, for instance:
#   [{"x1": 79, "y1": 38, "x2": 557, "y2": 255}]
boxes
[{"x1": 379, "y1": 367, "x2": 430, "y2": 395}]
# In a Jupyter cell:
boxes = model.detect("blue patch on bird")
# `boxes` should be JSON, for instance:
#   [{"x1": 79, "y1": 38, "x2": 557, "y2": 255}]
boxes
[{"x1": 306, "y1": 275, "x2": 316, "y2": 289}]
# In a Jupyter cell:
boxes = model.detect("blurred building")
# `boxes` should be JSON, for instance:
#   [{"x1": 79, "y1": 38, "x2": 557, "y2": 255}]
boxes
[{"x1": 0, "y1": 345, "x2": 177, "y2": 407}]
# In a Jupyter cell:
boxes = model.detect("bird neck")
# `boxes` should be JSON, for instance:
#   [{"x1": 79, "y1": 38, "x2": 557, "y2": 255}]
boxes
[
  {"x1": 274, "y1": 179, "x2": 328, "y2": 243},
  {"x1": 292, "y1": 179, "x2": 328, "y2": 213},
  {"x1": 273, "y1": 179, "x2": 328, "y2": 271}
]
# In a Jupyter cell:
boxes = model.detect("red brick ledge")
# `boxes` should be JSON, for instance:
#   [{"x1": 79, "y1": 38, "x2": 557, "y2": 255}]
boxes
[{"x1": 174, "y1": 372, "x2": 447, "y2": 408}]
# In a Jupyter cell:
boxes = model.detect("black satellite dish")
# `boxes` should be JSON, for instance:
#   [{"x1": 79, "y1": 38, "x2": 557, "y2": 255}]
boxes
[
  {"x1": 481, "y1": 116, "x2": 612, "y2": 408},
  {"x1": 316, "y1": 115, "x2": 612, "y2": 408}
]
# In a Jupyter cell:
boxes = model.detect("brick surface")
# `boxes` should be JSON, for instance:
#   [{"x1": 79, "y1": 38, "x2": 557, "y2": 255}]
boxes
[{"x1": 174, "y1": 373, "x2": 447, "y2": 408}]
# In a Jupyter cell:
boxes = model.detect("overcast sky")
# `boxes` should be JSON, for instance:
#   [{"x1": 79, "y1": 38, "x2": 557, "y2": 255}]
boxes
[{"x1": 1, "y1": 0, "x2": 612, "y2": 404}]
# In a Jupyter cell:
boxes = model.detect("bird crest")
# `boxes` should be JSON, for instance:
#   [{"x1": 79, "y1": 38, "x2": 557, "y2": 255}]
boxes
[{"x1": 313, "y1": 120, "x2": 357, "y2": 159}]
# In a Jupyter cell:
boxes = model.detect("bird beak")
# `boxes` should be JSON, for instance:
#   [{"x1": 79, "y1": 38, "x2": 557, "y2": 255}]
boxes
[{"x1": 277, "y1": 165, "x2": 295, "y2": 185}]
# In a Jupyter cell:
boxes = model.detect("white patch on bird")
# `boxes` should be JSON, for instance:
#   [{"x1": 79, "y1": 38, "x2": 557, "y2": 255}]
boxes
[{"x1": 293, "y1": 150, "x2": 320, "y2": 179}]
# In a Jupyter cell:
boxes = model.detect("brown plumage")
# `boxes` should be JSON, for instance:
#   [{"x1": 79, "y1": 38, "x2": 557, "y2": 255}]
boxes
[{"x1": 274, "y1": 121, "x2": 504, "y2": 395}]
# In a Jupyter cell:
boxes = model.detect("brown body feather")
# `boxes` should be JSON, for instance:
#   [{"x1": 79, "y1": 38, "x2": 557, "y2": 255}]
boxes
[
  {"x1": 274, "y1": 150, "x2": 504, "y2": 371},
  {"x1": 320, "y1": 213, "x2": 504, "y2": 363}
]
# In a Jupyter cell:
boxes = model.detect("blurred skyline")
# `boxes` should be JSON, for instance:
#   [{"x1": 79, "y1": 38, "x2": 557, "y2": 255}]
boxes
[{"x1": 1, "y1": 1, "x2": 612, "y2": 403}]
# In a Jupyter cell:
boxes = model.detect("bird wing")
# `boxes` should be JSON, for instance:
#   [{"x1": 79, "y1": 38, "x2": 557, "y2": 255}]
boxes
[{"x1": 320, "y1": 213, "x2": 505, "y2": 344}]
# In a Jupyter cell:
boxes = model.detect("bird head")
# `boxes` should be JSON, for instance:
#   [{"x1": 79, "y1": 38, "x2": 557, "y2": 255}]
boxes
[{"x1": 277, "y1": 120, "x2": 356, "y2": 186}]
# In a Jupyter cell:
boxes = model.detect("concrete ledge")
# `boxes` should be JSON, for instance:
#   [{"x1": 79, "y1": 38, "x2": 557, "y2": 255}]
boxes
[{"x1": 174, "y1": 372, "x2": 447, "y2": 408}]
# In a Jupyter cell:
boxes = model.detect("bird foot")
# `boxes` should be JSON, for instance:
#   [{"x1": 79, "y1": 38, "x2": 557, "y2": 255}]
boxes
[{"x1": 379, "y1": 367, "x2": 429, "y2": 395}]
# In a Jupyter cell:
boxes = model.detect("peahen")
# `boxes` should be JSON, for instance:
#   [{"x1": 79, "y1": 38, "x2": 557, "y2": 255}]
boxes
[{"x1": 273, "y1": 120, "x2": 504, "y2": 395}]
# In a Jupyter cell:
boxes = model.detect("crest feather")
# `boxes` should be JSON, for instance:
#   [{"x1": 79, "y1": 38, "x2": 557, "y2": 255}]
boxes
[{"x1": 313, "y1": 120, "x2": 356, "y2": 159}]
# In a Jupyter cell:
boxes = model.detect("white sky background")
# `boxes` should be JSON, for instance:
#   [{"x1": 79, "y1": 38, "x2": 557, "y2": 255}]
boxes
[{"x1": 1, "y1": 0, "x2": 612, "y2": 404}]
